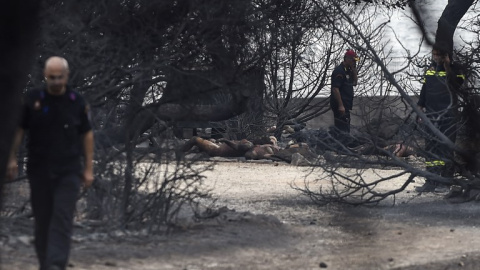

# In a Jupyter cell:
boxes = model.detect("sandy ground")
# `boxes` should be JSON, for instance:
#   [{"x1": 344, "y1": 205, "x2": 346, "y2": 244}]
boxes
[{"x1": 2, "y1": 160, "x2": 480, "y2": 270}]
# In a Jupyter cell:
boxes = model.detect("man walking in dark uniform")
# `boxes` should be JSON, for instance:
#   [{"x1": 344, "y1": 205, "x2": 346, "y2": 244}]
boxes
[
  {"x1": 6, "y1": 56, "x2": 94, "y2": 270},
  {"x1": 330, "y1": 49, "x2": 358, "y2": 144},
  {"x1": 415, "y1": 45, "x2": 464, "y2": 193}
]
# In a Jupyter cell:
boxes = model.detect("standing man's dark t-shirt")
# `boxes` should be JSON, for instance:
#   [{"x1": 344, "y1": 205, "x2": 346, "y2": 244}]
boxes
[
  {"x1": 21, "y1": 87, "x2": 92, "y2": 177},
  {"x1": 330, "y1": 63, "x2": 355, "y2": 111},
  {"x1": 330, "y1": 63, "x2": 356, "y2": 136}
]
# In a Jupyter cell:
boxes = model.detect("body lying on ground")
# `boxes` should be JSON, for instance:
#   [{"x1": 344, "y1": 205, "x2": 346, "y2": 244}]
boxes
[
  {"x1": 219, "y1": 137, "x2": 280, "y2": 160},
  {"x1": 349, "y1": 141, "x2": 416, "y2": 157},
  {"x1": 181, "y1": 136, "x2": 254, "y2": 157},
  {"x1": 182, "y1": 136, "x2": 318, "y2": 163}
]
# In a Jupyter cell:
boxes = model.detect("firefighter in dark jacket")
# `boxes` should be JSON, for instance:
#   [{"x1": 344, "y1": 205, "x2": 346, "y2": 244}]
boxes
[
  {"x1": 6, "y1": 56, "x2": 94, "y2": 270},
  {"x1": 330, "y1": 49, "x2": 358, "y2": 143},
  {"x1": 415, "y1": 46, "x2": 465, "y2": 193}
]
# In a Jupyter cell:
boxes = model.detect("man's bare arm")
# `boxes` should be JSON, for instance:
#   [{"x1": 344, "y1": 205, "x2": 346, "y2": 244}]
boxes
[
  {"x1": 6, "y1": 128, "x2": 24, "y2": 181},
  {"x1": 82, "y1": 130, "x2": 94, "y2": 188},
  {"x1": 332, "y1": 87, "x2": 345, "y2": 114}
]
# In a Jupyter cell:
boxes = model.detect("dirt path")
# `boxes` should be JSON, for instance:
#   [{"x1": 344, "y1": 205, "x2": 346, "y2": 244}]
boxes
[{"x1": 2, "y1": 161, "x2": 480, "y2": 270}]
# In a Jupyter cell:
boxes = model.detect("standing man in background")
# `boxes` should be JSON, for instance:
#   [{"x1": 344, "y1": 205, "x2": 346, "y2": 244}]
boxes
[
  {"x1": 6, "y1": 56, "x2": 94, "y2": 270},
  {"x1": 415, "y1": 44, "x2": 464, "y2": 193},
  {"x1": 330, "y1": 49, "x2": 359, "y2": 145}
]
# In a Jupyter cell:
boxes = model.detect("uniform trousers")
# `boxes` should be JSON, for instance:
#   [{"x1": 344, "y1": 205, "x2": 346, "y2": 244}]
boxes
[
  {"x1": 28, "y1": 172, "x2": 81, "y2": 270},
  {"x1": 332, "y1": 109, "x2": 351, "y2": 146},
  {"x1": 424, "y1": 117, "x2": 457, "y2": 180},
  {"x1": 333, "y1": 109, "x2": 351, "y2": 134}
]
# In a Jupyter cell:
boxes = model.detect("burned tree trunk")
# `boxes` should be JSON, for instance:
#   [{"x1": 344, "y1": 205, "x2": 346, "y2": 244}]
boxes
[
  {"x1": 411, "y1": 0, "x2": 474, "y2": 55},
  {"x1": 0, "y1": 1, "x2": 41, "y2": 201},
  {"x1": 435, "y1": 0, "x2": 475, "y2": 56}
]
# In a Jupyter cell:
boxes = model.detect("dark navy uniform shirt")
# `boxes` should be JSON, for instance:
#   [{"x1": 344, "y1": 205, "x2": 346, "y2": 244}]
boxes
[
  {"x1": 418, "y1": 63, "x2": 464, "y2": 117},
  {"x1": 21, "y1": 87, "x2": 92, "y2": 177},
  {"x1": 330, "y1": 63, "x2": 355, "y2": 110}
]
